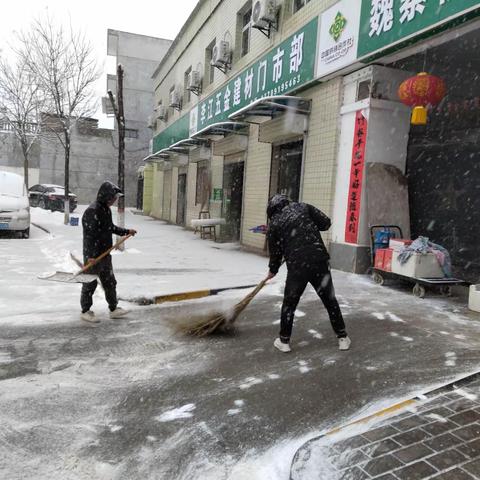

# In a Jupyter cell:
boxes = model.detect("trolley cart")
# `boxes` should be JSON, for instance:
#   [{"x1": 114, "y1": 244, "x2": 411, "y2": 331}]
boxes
[{"x1": 370, "y1": 225, "x2": 467, "y2": 298}]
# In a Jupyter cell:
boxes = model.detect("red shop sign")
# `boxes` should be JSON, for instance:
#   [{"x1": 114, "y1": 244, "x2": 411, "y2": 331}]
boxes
[{"x1": 345, "y1": 110, "x2": 367, "y2": 244}]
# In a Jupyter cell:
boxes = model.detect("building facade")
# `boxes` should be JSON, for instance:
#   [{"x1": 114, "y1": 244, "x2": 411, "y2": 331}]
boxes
[
  {"x1": 0, "y1": 30, "x2": 172, "y2": 206},
  {"x1": 106, "y1": 30, "x2": 172, "y2": 207},
  {"x1": 145, "y1": 0, "x2": 480, "y2": 280},
  {"x1": 0, "y1": 117, "x2": 117, "y2": 203}
]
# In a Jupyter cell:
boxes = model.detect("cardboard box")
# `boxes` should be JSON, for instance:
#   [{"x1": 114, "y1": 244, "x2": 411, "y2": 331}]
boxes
[
  {"x1": 374, "y1": 249, "x2": 386, "y2": 269},
  {"x1": 374, "y1": 248, "x2": 393, "y2": 272},
  {"x1": 383, "y1": 248, "x2": 393, "y2": 272},
  {"x1": 391, "y1": 251, "x2": 443, "y2": 278}
]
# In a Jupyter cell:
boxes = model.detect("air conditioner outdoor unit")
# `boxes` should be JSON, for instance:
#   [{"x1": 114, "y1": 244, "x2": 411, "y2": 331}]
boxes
[
  {"x1": 169, "y1": 90, "x2": 181, "y2": 110},
  {"x1": 156, "y1": 105, "x2": 167, "y2": 121},
  {"x1": 211, "y1": 40, "x2": 231, "y2": 68},
  {"x1": 147, "y1": 114, "x2": 156, "y2": 129},
  {"x1": 252, "y1": 0, "x2": 277, "y2": 28},
  {"x1": 187, "y1": 71, "x2": 201, "y2": 91}
]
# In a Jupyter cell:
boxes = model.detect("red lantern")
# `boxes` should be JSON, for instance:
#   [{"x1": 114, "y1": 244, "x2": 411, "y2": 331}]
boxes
[{"x1": 398, "y1": 72, "x2": 447, "y2": 125}]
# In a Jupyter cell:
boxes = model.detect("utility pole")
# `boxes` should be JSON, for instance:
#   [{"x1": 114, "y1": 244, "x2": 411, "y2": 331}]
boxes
[{"x1": 107, "y1": 64, "x2": 125, "y2": 250}]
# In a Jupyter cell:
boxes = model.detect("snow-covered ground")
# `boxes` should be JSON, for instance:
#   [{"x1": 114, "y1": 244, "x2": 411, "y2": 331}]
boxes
[
  {"x1": 1, "y1": 206, "x2": 281, "y2": 323},
  {"x1": 2, "y1": 207, "x2": 480, "y2": 480}
]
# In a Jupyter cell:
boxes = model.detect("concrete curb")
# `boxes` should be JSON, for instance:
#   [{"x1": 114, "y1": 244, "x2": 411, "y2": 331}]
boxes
[
  {"x1": 289, "y1": 369, "x2": 480, "y2": 479},
  {"x1": 32, "y1": 222, "x2": 51, "y2": 234},
  {"x1": 122, "y1": 284, "x2": 258, "y2": 306}
]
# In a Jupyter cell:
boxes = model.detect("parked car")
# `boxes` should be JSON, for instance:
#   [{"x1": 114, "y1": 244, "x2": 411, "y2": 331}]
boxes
[
  {"x1": 28, "y1": 184, "x2": 77, "y2": 212},
  {"x1": 0, "y1": 171, "x2": 30, "y2": 238}
]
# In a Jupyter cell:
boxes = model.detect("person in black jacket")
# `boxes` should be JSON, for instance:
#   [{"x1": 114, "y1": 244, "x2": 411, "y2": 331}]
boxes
[
  {"x1": 80, "y1": 181, "x2": 137, "y2": 323},
  {"x1": 266, "y1": 194, "x2": 350, "y2": 353}
]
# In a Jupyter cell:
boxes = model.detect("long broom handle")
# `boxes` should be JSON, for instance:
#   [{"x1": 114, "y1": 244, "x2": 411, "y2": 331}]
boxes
[
  {"x1": 78, "y1": 233, "x2": 132, "y2": 274},
  {"x1": 236, "y1": 277, "x2": 269, "y2": 308}
]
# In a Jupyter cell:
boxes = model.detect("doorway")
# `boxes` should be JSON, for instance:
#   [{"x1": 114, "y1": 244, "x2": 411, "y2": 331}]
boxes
[
  {"x1": 176, "y1": 173, "x2": 187, "y2": 225},
  {"x1": 136, "y1": 175, "x2": 144, "y2": 210},
  {"x1": 269, "y1": 140, "x2": 303, "y2": 201},
  {"x1": 222, "y1": 155, "x2": 245, "y2": 241},
  {"x1": 390, "y1": 28, "x2": 480, "y2": 281}
]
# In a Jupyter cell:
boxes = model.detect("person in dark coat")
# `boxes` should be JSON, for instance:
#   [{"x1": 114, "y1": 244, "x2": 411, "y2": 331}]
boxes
[
  {"x1": 266, "y1": 194, "x2": 350, "y2": 352},
  {"x1": 80, "y1": 181, "x2": 137, "y2": 323}
]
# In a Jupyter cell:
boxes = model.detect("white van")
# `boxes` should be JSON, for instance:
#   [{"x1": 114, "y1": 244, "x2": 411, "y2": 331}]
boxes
[{"x1": 0, "y1": 171, "x2": 30, "y2": 238}]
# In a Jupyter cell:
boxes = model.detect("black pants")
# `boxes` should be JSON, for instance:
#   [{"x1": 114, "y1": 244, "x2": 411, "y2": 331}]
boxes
[
  {"x1": 80, "y1": 256, "x2": 118, "y2": 313},
  {"x1": 280, "y1": 260, "x2": 346, "y2": 342}
]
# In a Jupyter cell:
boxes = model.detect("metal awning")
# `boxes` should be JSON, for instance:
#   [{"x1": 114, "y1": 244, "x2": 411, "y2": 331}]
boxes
[
  {"x1": 228, "y1": 96, "x2": 311, "y2": 124},
  {"x1": 143, "y1": 148, "x2": 171, "y2": 162},
  {"x1": 191, "y1": 121, "x2": 249, "y2": 140},
  {"x1": 166, "y1": 137, "x2": 210, "y2": 155},
  {"x1": 170, "y1": 137, "x2": 208, "y2": 148}
]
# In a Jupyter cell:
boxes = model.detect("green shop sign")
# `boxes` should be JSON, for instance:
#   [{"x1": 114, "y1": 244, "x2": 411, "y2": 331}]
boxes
[
  {"x1": 359, "y1": 0, "x2": 480, "y2": 58},
  {"x1": 212, "y1": 188, "x2": 223, "y2": 201},
  {"x1": 153, "y1": 17, "x2": 318, "y2": 152},
  {"x1": 191, "y1": 17, "x2": 317, "y2": 134},
  {"x1": 152, "y1": 112, "x2": 190, "y2": 153}
]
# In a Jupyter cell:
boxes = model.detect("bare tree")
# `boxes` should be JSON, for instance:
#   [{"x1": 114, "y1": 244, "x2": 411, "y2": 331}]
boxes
[
  {"x1": 17, "y1": 15, "x2": 100, "y2": 224},
  {"x1": 0, "y1": 55, "x2": 43, "y2": 189}
]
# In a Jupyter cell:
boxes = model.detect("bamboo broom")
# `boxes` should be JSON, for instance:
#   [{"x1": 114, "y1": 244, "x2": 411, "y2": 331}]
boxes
[{"x1": 176, "y1": 277, "x2": 270, "y2": 337}]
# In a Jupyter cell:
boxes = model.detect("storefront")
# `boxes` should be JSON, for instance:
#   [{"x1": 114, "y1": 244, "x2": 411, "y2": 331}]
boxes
[
  {"x1": 329, "y1": 0, "x2": 480, "y2": 276},
  {"x1": 269, "y1": 139, "x2": 303, "y2": 201},
  {"x1": 222, "y1": 152, "x2": 245, "y2": 241},
  {"x1": 392, "y1": 28, "x2": 480, "y2": 281}
]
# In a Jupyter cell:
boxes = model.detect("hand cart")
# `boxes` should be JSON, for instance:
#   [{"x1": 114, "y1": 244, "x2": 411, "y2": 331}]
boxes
[{"x1": 370, "y1": 225, "x2": 467, "y2": 298}]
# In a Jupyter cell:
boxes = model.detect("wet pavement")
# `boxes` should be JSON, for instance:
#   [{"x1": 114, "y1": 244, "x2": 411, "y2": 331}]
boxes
[
  {"x1": 2, "y1": 275, "x2": 480, "y2": 479},
  {"x1": 3, "y1": 210, "x2": 480, "y2": 478}
]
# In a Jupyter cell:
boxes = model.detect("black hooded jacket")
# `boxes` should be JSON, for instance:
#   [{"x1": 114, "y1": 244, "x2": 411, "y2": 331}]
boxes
[
  {"x1": 267, "y1": 199, "x2": 331, "y2": 275},
  {"x1": 82, "y1": 182, "x2": 129, "y2": 261}
]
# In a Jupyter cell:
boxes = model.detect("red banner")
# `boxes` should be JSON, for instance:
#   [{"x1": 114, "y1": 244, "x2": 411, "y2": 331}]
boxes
[{"x1": 345, "y1": 110, "x2": 368, "y2": 244}]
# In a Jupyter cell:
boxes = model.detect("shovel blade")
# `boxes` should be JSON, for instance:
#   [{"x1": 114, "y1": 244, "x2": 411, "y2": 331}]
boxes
[{"x1": 38, "y1": 271, "x2": 98, "y2": 284}]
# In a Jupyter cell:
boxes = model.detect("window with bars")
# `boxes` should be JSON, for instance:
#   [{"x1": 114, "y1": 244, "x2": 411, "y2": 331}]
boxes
[
  {"x1": 238, "y1": 3, "x2": 252, "y2": 58},
  {"x1": 293, "y1": 0, "x2": 311, "y2": 14},
  {"x1": 204, "y1": 39, "x2": 216, "y2": 86},
  {"x1": 125, "y1": 128, "x2": 138, "y2": 139},
  {"x1": 184, "y1": 66, "x2": 192, "y2": 105}
]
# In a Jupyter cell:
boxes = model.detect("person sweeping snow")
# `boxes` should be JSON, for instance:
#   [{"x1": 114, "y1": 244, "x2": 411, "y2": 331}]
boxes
[
  {"x1": 266, "y1": 194, "x2": 350, "y2": 353},
  {"x1": 80, "y1": 181, "x2": 137, "y2": 323}
]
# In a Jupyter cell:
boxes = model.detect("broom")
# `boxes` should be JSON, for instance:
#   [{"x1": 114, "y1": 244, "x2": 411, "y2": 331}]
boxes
[{"x1": 175, "y1": 276, "x2": 270, "y2": 337}]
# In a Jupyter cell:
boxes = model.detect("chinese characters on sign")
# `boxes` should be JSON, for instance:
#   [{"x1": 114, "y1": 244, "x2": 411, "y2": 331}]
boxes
[
  {"x1": 193, "y1": 19, "x2": 317, "y2": 133},
  {"x1": 369, "y1": 0, "x2": 394, "y2": 36},
  {"x1": 316, "y1": 0, "x2": 362, "y2": 79},
  {"x1": 345, "y1": 111, "x2": 368, "y2": 244},
  {"x1": 359, "y1": 0, "x2": 479, "y2": 57},
  {"x1": 321, "y1": 37, "x2": 355, "y2": 64},
  {"x1": 399, "y1": 0, "x2": 426, "y2": 24},
  {"x1": 368, "y1": 0, "x2": 461, "y2": 38}
]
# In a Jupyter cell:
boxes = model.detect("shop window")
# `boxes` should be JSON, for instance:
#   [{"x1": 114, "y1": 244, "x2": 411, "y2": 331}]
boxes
[
  {"x1": 269, "y1": 140, "x2": 303, "y2": 202},
  {"x1": 293, "y1": 0, "x2": 310, "y2": 14},
  {"x1": 204, "y1": 39, "x2": 216, "y2": 86},
  {"x1": 184, "y1": 66, "x2": 192, "y2": 105},
  {"x1": 196, "y1": 160, "x2": 209, "y2": 206},
  {"x1": 236, "y1": 2, "x2": 252, "y2": 58}
]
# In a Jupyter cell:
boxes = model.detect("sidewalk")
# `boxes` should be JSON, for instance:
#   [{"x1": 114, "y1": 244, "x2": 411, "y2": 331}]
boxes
[
  {"x1": 291, "y1": 374, "x2": 480, "y2": 480},
  {"x1": 1, "y1": 206, "x2": 277, "y2": 321}
]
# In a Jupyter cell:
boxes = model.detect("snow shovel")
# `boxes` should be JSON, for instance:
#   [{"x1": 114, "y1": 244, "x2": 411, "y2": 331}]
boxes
[{"x1": 38, "y1": 234, "x2": 132, "y2": 284}]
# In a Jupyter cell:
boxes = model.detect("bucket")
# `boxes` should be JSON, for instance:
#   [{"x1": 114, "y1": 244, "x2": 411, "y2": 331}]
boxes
[{"x1": 69, "y1": 217, "x2": 79, "y2": 226}]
